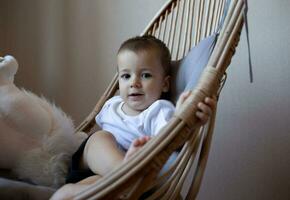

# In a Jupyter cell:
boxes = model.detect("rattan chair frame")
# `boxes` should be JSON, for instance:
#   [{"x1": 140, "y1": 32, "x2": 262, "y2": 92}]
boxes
[{"x1": 74, "y1": 0, "x2": 245, "y2": 199}]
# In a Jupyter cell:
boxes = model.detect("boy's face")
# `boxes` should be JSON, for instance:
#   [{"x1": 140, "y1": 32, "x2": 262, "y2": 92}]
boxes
[{"x1": 117, "y1": 49, "x2": 170, "y2": 115}]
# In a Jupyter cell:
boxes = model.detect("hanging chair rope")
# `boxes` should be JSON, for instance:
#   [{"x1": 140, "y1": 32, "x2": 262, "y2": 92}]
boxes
[{"x1": 243, "y1": 0, "x2": 254, "y2": 83}]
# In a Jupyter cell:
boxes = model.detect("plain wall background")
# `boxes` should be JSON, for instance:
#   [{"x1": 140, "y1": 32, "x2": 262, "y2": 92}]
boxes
[{"x1": 1, "y1": 0, "x2": 290, "y2": 199}]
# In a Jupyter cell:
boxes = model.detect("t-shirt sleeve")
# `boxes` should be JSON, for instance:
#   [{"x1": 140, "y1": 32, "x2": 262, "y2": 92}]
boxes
[
  {"x1": 144, "y1": 100, "x2": 175, "y2": 136},
  {"x1": 95, "y1": 96, "x2": 120, "y2": 128}
]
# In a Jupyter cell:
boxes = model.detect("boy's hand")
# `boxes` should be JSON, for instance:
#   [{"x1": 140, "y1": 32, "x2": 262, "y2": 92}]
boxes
[
  {"x1": 176, "y1": 91, "x2": 217, "y2": 125},
  {"x1": 196, "y1": 96, "x2": 217, "y2": 125}
]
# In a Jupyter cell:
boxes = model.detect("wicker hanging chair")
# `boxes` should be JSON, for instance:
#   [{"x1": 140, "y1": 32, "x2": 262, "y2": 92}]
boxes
[{"x1": 73, "y1": 0, "x2": 247, "y2": 199}]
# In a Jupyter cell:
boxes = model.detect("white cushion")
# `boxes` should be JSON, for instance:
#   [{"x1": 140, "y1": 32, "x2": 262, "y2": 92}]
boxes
[{"x1": 170, "y1": 33, "x2": 218, "y2": 103}]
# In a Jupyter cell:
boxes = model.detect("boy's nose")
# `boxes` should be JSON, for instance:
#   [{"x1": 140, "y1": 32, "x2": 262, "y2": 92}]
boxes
[{"x1": 130, "y1": 77, "x2": 141, "y2": 88}]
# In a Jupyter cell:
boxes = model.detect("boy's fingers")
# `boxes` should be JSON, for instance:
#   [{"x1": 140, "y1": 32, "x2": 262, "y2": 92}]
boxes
[
  {"x1": 185, "y1": 90, "x2": 192, "y2": 97},
  {"x1": 176, "y1": 90, "x2": 192, "y2": 110},
  {"x1": 195, "y1": 111, "x2": 208, "y2": 123},
  {"x1": 180, "y1": 90, "x2": 192, "y2": 101},
  {"x1": 138, "y1": 136, "x2": 150, "y2": 145},
  {"x1": 194, "y1": 96, "x2": 217, "y2": 125},
  {"x1": 133, "y1": 139, "x2": 140, "y2": 146},
  {"x1": 198, "y1": 102, "x2": 211, "y2": 115},
  {"x1": 205, "y1": 97, "x2": 217, "y2": 108}
]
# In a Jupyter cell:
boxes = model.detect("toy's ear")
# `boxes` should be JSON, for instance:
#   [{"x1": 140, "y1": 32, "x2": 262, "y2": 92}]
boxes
[{"x1": 0, "y1": 55, "x2": 18, "y2": 84}]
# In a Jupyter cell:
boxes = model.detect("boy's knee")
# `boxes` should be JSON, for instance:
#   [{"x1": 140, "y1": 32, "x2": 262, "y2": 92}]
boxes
[
  {"x1": 90, "y1": 130, "x2": 115, "y2": 141},
  {"x1": 84, "y1": 131, "x2": 116, "y2": 156}
]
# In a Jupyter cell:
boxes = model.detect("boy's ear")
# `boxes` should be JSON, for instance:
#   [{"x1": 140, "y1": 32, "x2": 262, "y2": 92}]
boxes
[{"x1": 162, "y1": 76, "x2": 170, "y2": 92}]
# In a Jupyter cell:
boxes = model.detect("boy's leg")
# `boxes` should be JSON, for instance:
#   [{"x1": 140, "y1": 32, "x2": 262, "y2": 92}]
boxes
[
  {"x1": 82, "y1": 132, "x2": 152, "y2": 176},
  {"x1": 51, "y1": 134, "x2": 151, "y2": 200},
  {"x1": 82, "y1": 131, "x2": 126, "y2": 176},
  {"x1": 51, "y1": 134, "x2": 152, "y2": 199},
  {"x1": 50, "y1": 175, "x2": 101, "y2": 200}
]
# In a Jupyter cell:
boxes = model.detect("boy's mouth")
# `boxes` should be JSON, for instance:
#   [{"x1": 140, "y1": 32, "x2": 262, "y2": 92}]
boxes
[
  {"x1": 128, "y1": 93, "x2": 144, "y2": 100},
  {"x1": 129, "y1": 93, "x2": 143, "y2": 97}
]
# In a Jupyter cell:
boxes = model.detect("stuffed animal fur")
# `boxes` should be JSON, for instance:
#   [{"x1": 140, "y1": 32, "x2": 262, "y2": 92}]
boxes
[{"x1": 0, "y1": 55, "x2": 87, "y2": 188}]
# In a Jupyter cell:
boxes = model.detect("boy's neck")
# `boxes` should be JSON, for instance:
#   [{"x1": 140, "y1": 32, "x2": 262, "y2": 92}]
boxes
[{"x1": 121, "y1": 103, "x2": 142, "y2": 116}]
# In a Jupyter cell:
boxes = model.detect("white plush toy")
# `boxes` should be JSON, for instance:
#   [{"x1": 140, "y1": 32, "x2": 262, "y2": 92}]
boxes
[{"x1": 0, "y1": 55, "x2": 87, "y2": 188}]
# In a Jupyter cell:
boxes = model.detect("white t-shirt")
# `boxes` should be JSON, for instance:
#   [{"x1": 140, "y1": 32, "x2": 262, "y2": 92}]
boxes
[{"x1": 95, "y1": 96, "x2": 175, "y2": 150}]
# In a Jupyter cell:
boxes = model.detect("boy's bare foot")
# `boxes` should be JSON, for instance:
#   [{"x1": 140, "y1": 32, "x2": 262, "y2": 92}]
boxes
[
  {"x1": 124, "y1": 136, "x2": 150, "y2": 161},
  {"x1": 50, "y1": 175, "x2": 101, "y2": 200}
]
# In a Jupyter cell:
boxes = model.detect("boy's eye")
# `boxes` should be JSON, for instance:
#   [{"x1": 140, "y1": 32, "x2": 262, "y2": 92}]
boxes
[
  {"x1": 141, "y1": 73, "x2": 152, "y2": 79},
  {"x1": 120, "y1": 73, "x2": 131, "y2": 80}
]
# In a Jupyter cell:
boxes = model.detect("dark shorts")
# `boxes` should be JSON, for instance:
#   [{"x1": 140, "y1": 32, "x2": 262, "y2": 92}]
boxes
[{"x1": 66, "y1": 136, "x2": 95, "y2": 183}]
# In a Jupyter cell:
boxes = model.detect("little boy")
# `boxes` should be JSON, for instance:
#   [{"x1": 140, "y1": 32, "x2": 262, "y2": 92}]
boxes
[{"x1": 51, "y1": 35, "x2": 216, "y2": 199}]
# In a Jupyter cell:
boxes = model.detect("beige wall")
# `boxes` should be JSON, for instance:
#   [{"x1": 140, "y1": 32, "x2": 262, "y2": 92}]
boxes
[{"x1": 1, "y1": 0, "x2": 290, "y2": 199}]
